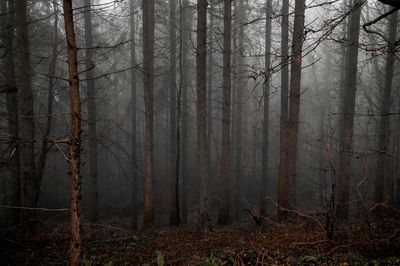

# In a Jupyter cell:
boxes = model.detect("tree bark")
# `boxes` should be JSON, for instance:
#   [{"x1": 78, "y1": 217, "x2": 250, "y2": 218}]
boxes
[
  {"x1": 374, "y1": 11, "x2": 398, "y2": 204},
  {"x1": 62, "y1": 0, "x2": 83, "y2": 265},
  {"x1": 218, "y1": 0, "x2": 232, "y2": 225},
  {"x1": 15, "y1": 0, "x2": 35, "y2": 223},
  {"x1": 196, "y1": 0, "x2": 210, "y2": 226},
  {"x1": 277, "y1": 0, "x2": 290, "y2": 221},
  {"x1": 180, "y1": 0, "x2": 190, "y2": 224},
  {"x1": 336, "y1": 0, "x2": 363, "y2": 219},
  {"x1": 169, "y1": 0, "x2": 180, "y2": 226},
  {"x1": 142, "y1": 0, "x2": 155, "y2": 227},
  {"x1": 233, "y1": 0, "x2": 245, "y2": 221},
  {"x1": 83, "y1": 0, "x2": 99, "y2": 223},
  {"x1": 35, "y1": 0, "x2": 58, "y2": 207},
  {"x1": 278, "y1": 0, "x2": 306, "y2": 220},
  {"x1": 2, "y1": 0, "x2": 20, "y2": 223},
  {"x1": 130, "y1": 0, "x2": 138, "y2": 229},
  {"x1": 261, "y1": 0, "x2": 272, "y2": 217}
]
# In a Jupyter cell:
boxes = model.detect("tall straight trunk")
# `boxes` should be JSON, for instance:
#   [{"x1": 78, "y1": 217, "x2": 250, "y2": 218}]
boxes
[
  {"x1": 218, "y1": 0, "x2": 232, "y2": 225},
  {"x1": 260, "y1": 0, "x2": 272, "y2": 217},
  {"x1": 207, "y1": 0, "x2": 214, "y2": 166},
  {"x1": 83, "y1": 0, "x2": 99, "y2": 223},
  {"x1": 277, "y1": 0, "x2": 289, "y2": 220},
  {"x1": 180, "y1": 0, "x2": 190, "y2": 223},
  {"x1": 375, "y1": 11, "x2": 398, "y2": 204},
  {"x1": 62, "y1": 0, "x2": 83, "y2": 264},
  {"x1": 15, "y1": 0, "x2": 35, "y2": 221},
  {"x1": 142, "y1": 0, "x2": 155, "y2": 227},
  {"x1": 233, "y1": 0, "x2": 245, "y2": 221},
  {"x1": 36, "y1": 0, "x2": 58, "y2": 206},
  {"x1": 130, "y1": 0, "x2": 138, "y2": 229},
  {"x1": 278, "y1": 0, "x2": 306, "y2": 220},
  {"x1": 196, "y1": 0, "x2": 210, "y2": 226},
  {"x1": 336, "y1": 0, "x2": 363, "y2": 219},
  {"x1": 3, "y1": 0, "x2": 20, "y2": 220},
  {"x1": 169, "y1": 0, "x2": 180, "y2": 226}
]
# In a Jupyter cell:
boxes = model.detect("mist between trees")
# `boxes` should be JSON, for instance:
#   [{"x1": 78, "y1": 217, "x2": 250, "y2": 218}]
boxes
[{"x1": 1, "y1": 0, "x2": 400, "y2": 264}]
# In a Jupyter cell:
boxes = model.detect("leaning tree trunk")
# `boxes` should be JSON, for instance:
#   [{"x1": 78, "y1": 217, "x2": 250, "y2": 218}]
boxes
[
  {"x1": 142, "y1": 0, "x2": 155, "y2": 227},
  {"x1": 62, "y1": 0, "x2": 83, "y2": 265},
  {"x1": 336, "y1": 0, "x2": 363, "y2": 219},
  {"x1": 375, "y1": 11, "x2": 398, "y2": 204},
  {"x1": 83, "y1": 0, "x2": 99, "y2": 223},
  {"x1": 218, "y1": 0, "x2": 232, "y2": 225},
  {"x1": 130, "y1": 0, "x2": 138, "y2": 229},
  {"x1": 277, "y1": 0, "x2": 290, "y2": 221},
  {"x1": 278, "y1": 0, "x2": 306, "y2": 220},
  {"x1": 260, "y1": 0, "x2": 272, "y2": 217},
  {"x1": 196, "y1": 0, "x2": 210, "y2": 227},
  {"x1": 169, "y1": 0, "x2": 180, "y2": 226},
  {"x1": 15, "y1": 0, "x2": 36, "y2": 224}
]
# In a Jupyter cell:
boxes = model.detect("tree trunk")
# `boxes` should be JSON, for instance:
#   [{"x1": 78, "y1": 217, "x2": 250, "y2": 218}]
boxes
[
  {"x1": 278, "y1": 0, "x2": 306, "y2": 220},
  {"x1": 375, "y1": 11, "x2": 398, "y2": 204},
  {"x1": 15, "y1": 0, "x2": 35, "y2": 223},
  {"x1": 62, "y1": 0, "x2": 83, "y2": 264},
  {"x1": 2, "y1": 0, "x2": 20, "y2": 223},
  {"x1": 196, "y1": 0, "x2": 210, "y2": 226},
  {"x1": 218, "y1": 0, "x2": 232, "y2": 225},
  {"x1": 130, "y1": 0, "x2": 138, "y2": 229},
  {"x1": 277, "y1": 0, "x2": 290, "y2": 221},
  {"x1": 83, "y1": 0, "x2": 99, "y2": 223},
  {"x1": 35, "y1": 0, "x2": 58, "y2": 207},
  {"x1": 169, "y1": 0, "x2": 180, "y2": 226},
  {"x1": 260, "y1": 0, "x2": 272, "y2": 217},
  {"x1": 180, "y1": 0, "x2": 190, "y2": 224},
  {"x1": 142, "y1": 0, "x2": 155, "y2": 227},
  {"x1": 336, "y1": 0, "x2": 363, "y2": 219}
]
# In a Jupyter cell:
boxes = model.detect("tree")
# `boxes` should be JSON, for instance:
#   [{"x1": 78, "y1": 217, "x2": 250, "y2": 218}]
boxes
[
  {"x1": 1, "y1": 0, "x2": 20, "y2": 223},
  {"x1": 180, "y1": 0, "x2": 191, "y2": 224},
  {"x1": 277, "y1": 0, "x2": 290, "y2": 221},
  {"x1": 218, "y1": 0, "x2": 232, "y2": 225},
  {"x1": 15, "y1": 0, "x2": 35, "y2": 223},
  {"x1": 260, "y1": 0, "x2": 272, "y2": 217},
  {"x1": 83, "y1": 0, "x2": 99, "y2": 223},
  {"x1": 130, "y1": 0, "x2": 138, "y2": 229},
  {"x1": 278, "y1": 0, "x2": 306, "y2": 220},
  {"x1": 374, "y1": 11, "x2": 398, "y2": 204},
  {"x1": 196, "y1": 0, "x2": 210, "y2": 226},
  {"x1": 336, "y1": 0, "x2": 363, "y2": 219},
  {"x1": 169, "y1": 0, "x2": 180, "y2": 226},
  {"x1": 142, "y1": 0, "x2": 155, "y2": 227},
  {"x1": 62, "y1": 0, "x2": 83, "y2": 264}
]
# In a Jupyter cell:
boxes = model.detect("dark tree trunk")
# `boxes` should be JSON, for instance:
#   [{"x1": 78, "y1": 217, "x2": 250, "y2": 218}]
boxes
[
  {"x1": 196, "y1": 0, "x2": 210, "y2": 227},
  {"x1": 278, "y1": 0, "x2": 306, "y2": 220},
  {"x1": 336, "y1": 0, "x2": 363, "y2": 219},
  {"x1": 15, "y1": 0, "x2": 35, "y2": 223},
  {"x1": 142, "y1": 0, "x2": 155, "y2": 227},
  {"x1": 169, "y1": 0, "x2": 180, "y2": 226},
  {"x1": 180, "y1": 0, "x2": 190, "y2": 224},
  {"x1": 83, "y1": 0, "x2": 99, "y2": 223},
  {"x1": 218, "y1": 0, "x2": 232, "y2": 225},
  {"x1": 130, "y1": 0, "x2": 138, "y2": 229},
  {"x1": 277, "y1": 0, "x2": 290, "y2": 221},
  {"x1": 62, "y1": 0, "x2": 83, "y2": 264},
  {"x1": 260, "y1": 0, "x2": 272, "y2": 217},
  {"x1": 2, "y1": 0, "x2": 20, "y2": 223},
  {"x1": 375, "y1": 11, "x2": 398, "y2": 204}
]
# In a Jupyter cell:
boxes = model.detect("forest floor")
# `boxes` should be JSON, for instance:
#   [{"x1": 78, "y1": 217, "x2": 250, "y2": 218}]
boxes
[{"x1": 1, "y1": 210, "x2": 399, "y2": 265}]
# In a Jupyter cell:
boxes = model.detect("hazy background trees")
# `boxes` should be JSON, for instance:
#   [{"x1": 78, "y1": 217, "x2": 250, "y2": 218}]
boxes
[{"x1": 1, "y1": 0, "x2": 400, "y2": 234}]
